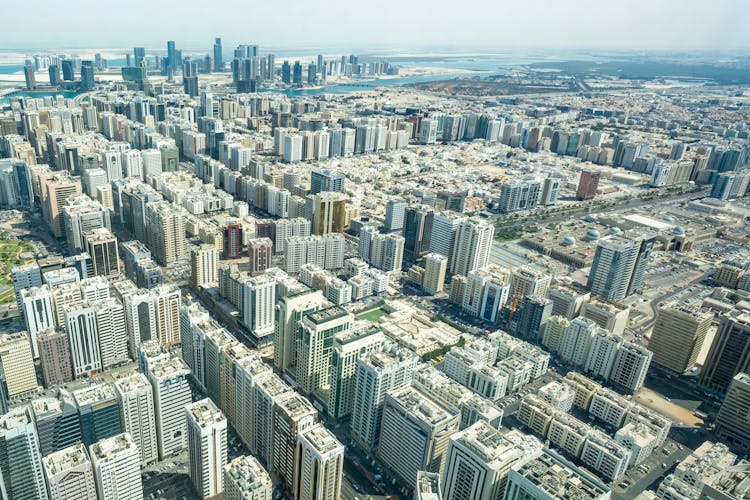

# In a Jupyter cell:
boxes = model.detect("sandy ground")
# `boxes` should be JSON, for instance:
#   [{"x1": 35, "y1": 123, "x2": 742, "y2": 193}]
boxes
[{"x1": 634, "y1": 387, "x2": 703, "y2": 427}]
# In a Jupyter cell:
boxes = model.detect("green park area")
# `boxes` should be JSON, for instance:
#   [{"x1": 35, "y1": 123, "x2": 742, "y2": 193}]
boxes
[
  {"x1": 357, "y1": 306, "x2": 390, "y2": 323},
  {"x1": 0, "y1": 240, "x2": 35, "y2": 304}
]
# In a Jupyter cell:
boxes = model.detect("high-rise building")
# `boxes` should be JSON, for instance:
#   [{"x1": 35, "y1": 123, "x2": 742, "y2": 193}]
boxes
[
  {"x1": 0, "y1": 331, "x2": 40, "y2": 403},
  {"x1": 73, "y1": 383, "x2": 123, "y2": 447},
  {"x1": 42, "y1": 443, "x2": 97, "y2": 500},
  {"x1": 328, "y1": 327, "x2": 386, "y2": 419},
  {"x1": 12, "y1": 262, "x2": 43, "y2": 320},
  {"x1": 148, "y1": 358, "x2": 192, "y2": 459},
  {"x1": 0, "y1": 406, "x2": 49, "y2": 500},
  {"x1": 242, "y1": 274, "x2": 276, "y2": 345},
  {"x1": 272, "y1": 392, "x2": 317, "y2": 493},
  {"x1": 587, "y1": 235, "x2": 654, "y2": 301},
  {"x1": 85, "y1": 228, "x2": 120, "y2": 277},
  {"x1": 296, "y1": 306, "x2": 353, "y2": 396},
  {"x1": 442, "y1": 421, "x2": 529, "y2": 500},
  {"x1": 191, "y1": 244, "x2": 219, "y2": 289},
  {"x1": 146, "y1": 201, "x2": 187, "y2": 265},
  {"x1": 403, "y1": 205, "x2": 434, "y2": 263},
  {"x1": 293, "y1": 424, "x2": 344, "y2": 500},
  {"x1": 310, "y1": 192, "x2": 347, "y2": 235},
  {"x1": 511, "y1": 295, "x2": 552, "y2": 342},
  {"x1": 80, "y1": 61, "x2": 95, "y2": 91},
  {"x1": 224, "y1": 223, "x2": 243, "y2": 259},
  {"x1": 89, "y1": 433, "x2": 143, "y2": 500},
  {"x1": 540, "y1": 177, "x2": 560, "y2": 206},
  {"x1": 64, "y1": 302, "x2": 102, "y2": 377},
  {"x1": 186, "y1": 398, "x2": 228, "y2": 499},
  {"x1": 310, "y1": 169, "x2": 345, "y2": 194},
  {"x1": 31, "y1": 393, "x2": 82, "y2": 457},
  {"x1": 62, "y1": 195, "x2": 111, "y2": 252},
  {"x1": 213, "y1": 38, "x2": 223, "y2": 72},
  {"x1": 40, "y1": 172, "x2": 82, "y2": 238},
  {"x1": 224, "y1": 455, "x2": 272, "y2": 500},
  {"x1": 385, "y1": 198, "x2": 408, "y2": 232},
  {"x1": 248, "y1": 237, "x2": 273, "y2": 274},
  {"x1": 114, "y1": 372, "x2": 158, "y2": 466},
  {"x1": 24, "y1": 63, "x2": 36, "y2": 90},
  {"x1": 576, "y1": 170, "x2": 601, "y2": 200},
  {"x1": 151, "y1": 284, "x2": 181, "y2": 348},
  {"x1": 649, "y1": 304, "x2": 713, "y2": 374},
  {"x1": 423, "y1": 253, "x2": 448, "y2": 295},
  {"x1": 274, "y1": 286, "x2": 324, "y2": 374},
  {"x1": 377, "y1": 385, "x2": 460, "y2": 489},
  {"x1": 38, "y1": 328, "x2": 73, "y2": 387},
  {"x1": 715, "y1": 372, "x2": 750, "y2": 453},
  {"x1": 93, "y1": 298, "x2": 128, "y2": 370},
  {"x1": 701, "y1": 306, "x2": 750, "y2": 394},
  {"x1": 449, "y1": 218, "x2": 494, "y2": 277},
  {"x1": 429, "y1": 212, "x2": 465, "y2": 261},
  {"x1": 504, "y1": 447, "x2": 609, "y2": 499},
  {"x1": 609, "y1": 342, "x2": 652, "y2": 393}
]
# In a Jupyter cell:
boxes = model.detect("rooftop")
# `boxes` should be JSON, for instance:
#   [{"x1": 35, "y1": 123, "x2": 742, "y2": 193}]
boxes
[
  {"x1": 43, "y1": 443, "x2": 90, "y2": 475},
  {"x1": 186, "y1": 398, "x2": 226, "y2": 427}
]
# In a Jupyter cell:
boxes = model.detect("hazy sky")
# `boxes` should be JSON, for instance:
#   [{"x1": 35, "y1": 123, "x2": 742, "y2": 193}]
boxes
[{"x1": 4, "y1": 0, "x2": 749, "y2": 52}]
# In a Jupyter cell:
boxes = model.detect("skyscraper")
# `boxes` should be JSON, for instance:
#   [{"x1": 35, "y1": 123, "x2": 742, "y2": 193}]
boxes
[
  {"x1": 648, "y1": 304, "x2": 713, "y2": 374},
  {"x1": 89, "y1": 433, "x2": 143, "y2": 500},
  {"x1": 449, "y1": 217, "x2": 494, "y2": 277},
  {"x1": 293, "y1": 424, "x2": 344, "y2": 500},
  {"x1": 31, "y1": 393, "x2": 82, "y2": 457},
  {"x1": 186, "y1": 399, "x2": 228, "y2": 499},
  {"x1": 80, "y1": 60, "x2": 95, "y2": 91},
  {"x1": 213, "y1": 38, "x2": 223, "y2": 72},
  {"x1": 24, "y1": 64, "x2": 36, "y2": 90},
  {"x1": 93, "y1": 298, "x2": 128, "y2": 370},
  {"x1": 0, "y1": 406, "x2": 49, "y2": 500}
]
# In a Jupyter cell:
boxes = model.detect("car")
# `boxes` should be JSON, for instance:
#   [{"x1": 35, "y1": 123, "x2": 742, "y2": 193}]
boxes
[
  {"x1": 662, "y1": 463, "x2": 668, "y2": 469},
  {"x1": 618, "y1": 482, "x2": 629, "y2": 489}
]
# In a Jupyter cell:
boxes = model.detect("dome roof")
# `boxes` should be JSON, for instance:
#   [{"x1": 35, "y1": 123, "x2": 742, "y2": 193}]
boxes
[
  {"x1": 663, "y1": 215, "x2": 674, "y2": 222},
  {"x1": 562, "y1": 236, "x2": 576, "y2": 246},
  {"x1": 672, "y1": 226, "x2": 686, "y2": 236},
  {"x1": 609, "y1": 227, "x2": 622, "y2": 235},
  {"x1": 586, "y1": 229, "x2": 601, "y2": 240}
]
